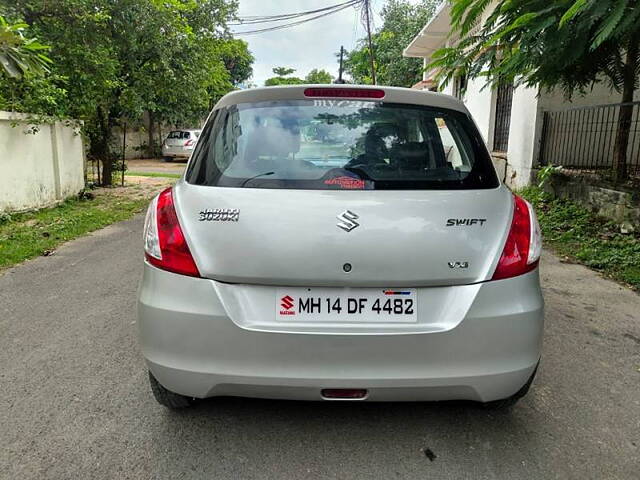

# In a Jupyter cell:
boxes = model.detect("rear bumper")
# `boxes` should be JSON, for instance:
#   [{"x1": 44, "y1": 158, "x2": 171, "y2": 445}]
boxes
[
  {"x1": 162, "y1": 147, "x2": 192, "y2": 158},
  {"x1": 137, "y1": 264, "x2": 544, "y2": 402}
]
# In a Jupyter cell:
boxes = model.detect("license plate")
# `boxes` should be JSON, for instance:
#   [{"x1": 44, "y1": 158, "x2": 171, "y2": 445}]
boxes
[{"x1": 275, "y1": 288, "x2": 418, "y2": 323}]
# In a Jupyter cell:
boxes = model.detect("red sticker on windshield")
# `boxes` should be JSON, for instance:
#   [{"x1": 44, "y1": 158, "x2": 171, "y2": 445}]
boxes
[{"x1": 324, "y1": 176, "x2": 365, "y2": 190}]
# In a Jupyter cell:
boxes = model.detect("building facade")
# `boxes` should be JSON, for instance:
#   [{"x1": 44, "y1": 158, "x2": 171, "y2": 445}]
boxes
[{"x1": 404, "y1": 2, "x2": 640, "y2": 188}]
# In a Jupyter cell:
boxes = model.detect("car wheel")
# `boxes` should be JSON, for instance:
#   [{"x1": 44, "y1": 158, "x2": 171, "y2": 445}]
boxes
[
  {"x1": 148, "y1": 370, "x2": 195, "y2": 409},
  {"x1": 480, "y1": 363, "x2": 539, "y2": 410},
  {"x1": 163, "y1": 156, "x2": 173, "y2": 162}
]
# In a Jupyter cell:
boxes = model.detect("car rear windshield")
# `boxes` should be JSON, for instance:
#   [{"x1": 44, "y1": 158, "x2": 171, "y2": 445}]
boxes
[
  {"x1": 185, "y1": 100, "x2": 498, "y2": 190},
  {"x1": 168, "y1": 131, "x2": 190, "y2": 139}
]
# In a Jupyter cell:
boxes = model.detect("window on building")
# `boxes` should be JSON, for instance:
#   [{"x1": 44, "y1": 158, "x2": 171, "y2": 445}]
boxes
[
  {"x1": 452, "y1": 74, "x2": 467, "y2": 100},
  {"x1": 493, "y1": 82, "x2": 514, "y2": 152}
]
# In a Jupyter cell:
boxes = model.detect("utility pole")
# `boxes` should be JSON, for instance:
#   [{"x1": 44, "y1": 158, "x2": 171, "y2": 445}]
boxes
[
  {"x1": 363, "y1": 0, "x2": 376, "y2": 85},
  {"x1": 336, "y1": 45, "x2": 346, "y2": 84}
]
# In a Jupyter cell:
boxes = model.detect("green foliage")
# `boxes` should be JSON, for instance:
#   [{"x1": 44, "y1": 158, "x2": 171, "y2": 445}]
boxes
[
  {"x1": 0, "y1": 15, "x2": 51, "y2": 78},
  {"x1": 264, "y1": 76, "x2": 305, "y2": 86},
  {"x1": 1, "y1": 0, "x2": 251, "y2": 185},
  {"x1": 217, "y1": 38, "x2": 254, "y2": 87},
  {"x1": 264, "y1": 66, "x2": 304, "y2": 86},
  {"x1": 0, "y1": 192, "x2": 151, "y2": 269},
  {"x1": 343, "y1": 46, "x2": 375, "y2": 85},
  {"x1": 272, "y1": 67, "x2": 295, "y2": 77},
  {"x1": 536, "y1": 164, "x2": 563, "y2": 188},
  {"x1": 519, "y1": 186, "x2": 640, "y2": 290},
  {"x1": 431, "y1": 0, "x2": 640, "y2": 183},
  {"x1": 305, "y1": 68, "x2": 333, "y2": 84},
  {"x1": 0, "y1": 72, "x2": 67, "y2": 115},
  {"x1": 430, "y1": 0, "x2": 640, "y2": 97},
  {"x1": 343, "y1": 0, "x2": 440, "y2": 86}
]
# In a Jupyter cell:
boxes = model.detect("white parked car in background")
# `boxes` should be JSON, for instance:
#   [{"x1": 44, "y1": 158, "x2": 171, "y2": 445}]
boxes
[
  {"x1": 161, "y1": 129, "x2": 201, "y2": 162},
  {"x1": 138, "y1": 85, "x2": 544, "y2": 409}
]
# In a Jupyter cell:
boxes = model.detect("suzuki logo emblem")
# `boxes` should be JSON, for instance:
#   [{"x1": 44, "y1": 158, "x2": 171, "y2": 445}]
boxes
[
  {"x1": 281, "y1": 295, "x2": 294, "y2": 310},
  {"x1": 337, "y1": 210, "x2": 359, "y2": 232}
]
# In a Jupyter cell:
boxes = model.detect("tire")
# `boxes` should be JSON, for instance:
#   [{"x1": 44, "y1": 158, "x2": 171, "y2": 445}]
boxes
[
  {"x1": 480, "y1": 363, "x2": 539, "y2": 410},
  {"x1": 148, "y1": 370, "x2": 195, "y2": 409},
  {"x1": 162, "y1": 156, "x2": 173, "y2": 162}
]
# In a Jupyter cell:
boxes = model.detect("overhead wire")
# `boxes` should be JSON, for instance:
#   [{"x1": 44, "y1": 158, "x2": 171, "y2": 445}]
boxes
[
  {"x1": 232, "y1": 0, "x2": 362, "y2": 25},
  {"x1": 233, "y1": 0, "x2": 364, "y2": 35}
]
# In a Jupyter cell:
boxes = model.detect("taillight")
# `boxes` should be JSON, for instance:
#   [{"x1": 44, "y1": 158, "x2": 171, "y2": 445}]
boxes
[
  {"x1": 143, "y1": 187, "x2": 200, "y2": 277},
  {"x1": 491, "y1": 194, "x2": 541, "y2": 281},
  {"x1": 304, "y1": 87, "x2": 385, "y2": 99},
  {"x1": 184, "y1": 139, "x2": 194, "y2": 147}
]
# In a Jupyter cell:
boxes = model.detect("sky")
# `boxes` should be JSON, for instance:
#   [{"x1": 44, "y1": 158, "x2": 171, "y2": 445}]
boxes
[{"x1": 234, "y1": 0, "x2": 387, "y2": 86}]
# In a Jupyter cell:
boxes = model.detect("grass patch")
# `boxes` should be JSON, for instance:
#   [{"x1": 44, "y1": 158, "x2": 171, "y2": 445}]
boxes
[
  {"x1": 519, "y1": 186, "x2": 640, "y2": 290},
  {"x1": 0, "y1": 193, "x2": 151, "y2": 269},
  {"x1": 124, "y1": 171, "x2": 182, "y2": 179}
]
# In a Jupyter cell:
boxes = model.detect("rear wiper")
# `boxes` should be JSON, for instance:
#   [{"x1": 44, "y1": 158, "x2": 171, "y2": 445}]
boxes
[{"x1": 241, "y1": 171, "x2": 274, "y2": 187}]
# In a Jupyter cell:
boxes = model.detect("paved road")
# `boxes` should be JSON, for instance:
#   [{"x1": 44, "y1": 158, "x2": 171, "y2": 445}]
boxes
[{"x1": 1, "y1": 215, "x2": 639, "y2": 479}]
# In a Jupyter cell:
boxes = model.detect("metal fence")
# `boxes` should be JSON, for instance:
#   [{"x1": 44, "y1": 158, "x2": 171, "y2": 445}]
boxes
[{"x1": 538, "y1": 101, "x2": 640, "y2": 175}]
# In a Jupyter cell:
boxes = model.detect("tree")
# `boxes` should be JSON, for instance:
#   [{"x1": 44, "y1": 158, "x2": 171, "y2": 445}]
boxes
[
  {"x1": 264, "y1": 76, "x2": 305, "y2": 86},
  {"x1": 0, "y1": 15, "x2": 51, "y2": 79},
  {"x1": 217, "y1": 38, "x2": 254, "y2": 87},
  {"x1": 343, "y1": 0, "x2": 439, "y2": 87},
  {"x1": 0, "y1": 15, "x2": 60, "y2": 116},
  {"x1": 272, "y1": 67, "x2": 295, "y2": 77},
  {"x1": 429, "y1": 0, "x2": 640, "y2": 183},
  {"x1": 0, "y1": 72, "x2": 67, "y2": 115},
  {"x1": 3, "y1": 0, "x2": 249, "y2": 186},
  {"x1": 305, "y1": 68, "x2": 333, "y2": 84},
  {"x1": 264, "y1": 66, "x2": 305, "y2": 86}
]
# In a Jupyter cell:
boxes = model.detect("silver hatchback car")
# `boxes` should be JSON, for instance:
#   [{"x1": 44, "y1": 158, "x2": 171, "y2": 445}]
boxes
[
  {"x1": 161, "y1": 129, "x2": 201, "y2": 162},
  {"x1": 138, "y1": 85, "x2": 544, "y2": 409}
]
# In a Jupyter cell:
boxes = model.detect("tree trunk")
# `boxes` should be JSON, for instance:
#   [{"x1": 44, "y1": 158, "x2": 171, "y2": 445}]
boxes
[
  {"x1": 147, "y1": 111, "x2": 155, "y2": 158},
  {"x1": 101, "y1": 151, "x2": 113, "y2": 187},
  {"x1": 157, "y1": 122, "x2": 163, "y2": 157},
  {"x1": 95, "y1": 105, "x2": 113, "y2": 187},
  {"x1": 612, "y1": 36, "x2": 639, "y2": 184}
]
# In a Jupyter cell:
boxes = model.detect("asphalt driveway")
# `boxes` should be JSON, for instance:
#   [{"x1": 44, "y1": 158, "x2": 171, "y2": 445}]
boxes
[{"x1": 1, "y1": 215, "x2": 638, "y2": 479}]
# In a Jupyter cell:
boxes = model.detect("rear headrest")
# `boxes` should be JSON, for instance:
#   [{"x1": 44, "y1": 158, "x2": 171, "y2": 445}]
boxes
[{"x1": 389, "y1": 142, "x2": 430, "y2": 168}]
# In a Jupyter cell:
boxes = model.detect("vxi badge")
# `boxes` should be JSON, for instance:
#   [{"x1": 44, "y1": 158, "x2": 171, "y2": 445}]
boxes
[
  {"x1": 446, "y1": 218, "x2": 487, "y2": 226},
  {"x1": 448, "y1": 261, "x2": 469, "y2": 269}
]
